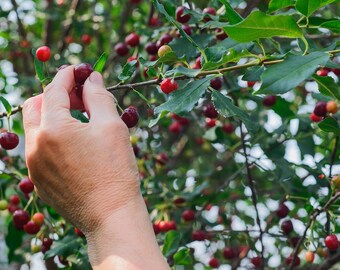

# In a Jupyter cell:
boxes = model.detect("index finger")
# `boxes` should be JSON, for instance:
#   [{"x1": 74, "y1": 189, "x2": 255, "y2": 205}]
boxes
[{"x1": 42, "y1": 65, "x2": 75, "y2": 125}]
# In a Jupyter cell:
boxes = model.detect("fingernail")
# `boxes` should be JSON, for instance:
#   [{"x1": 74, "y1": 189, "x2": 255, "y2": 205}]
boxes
[{"x1": 89, "y1": 71, "x2": 103, "y2": 85}]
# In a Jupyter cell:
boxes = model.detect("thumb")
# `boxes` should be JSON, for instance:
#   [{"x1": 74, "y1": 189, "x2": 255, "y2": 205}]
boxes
[{"x1": 82, "y1": 72, "x2": 119, "y2": 122}]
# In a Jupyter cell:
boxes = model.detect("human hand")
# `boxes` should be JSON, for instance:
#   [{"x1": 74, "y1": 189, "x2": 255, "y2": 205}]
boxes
[{"x1": 22, "y1": 66, "x2": 140, "y2": 234}]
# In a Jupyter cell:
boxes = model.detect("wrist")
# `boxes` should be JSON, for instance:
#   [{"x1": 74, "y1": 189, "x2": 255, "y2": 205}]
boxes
[{"x1": 86, "y1": 195, "x2": 169, "y2": 269}]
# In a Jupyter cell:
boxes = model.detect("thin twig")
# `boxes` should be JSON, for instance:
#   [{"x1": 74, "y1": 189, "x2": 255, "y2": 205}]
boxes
[
  {"x1": 288, "y1": 192, "x2": 340, "y2": 270},
  {"x1": 239, "y1": 121, "x2": 265, "y2": 269}
]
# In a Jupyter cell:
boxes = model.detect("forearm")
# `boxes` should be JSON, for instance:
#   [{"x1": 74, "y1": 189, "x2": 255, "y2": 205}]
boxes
[{"x1": 86, "y1": 195, "x2": 170, "y2": 270}]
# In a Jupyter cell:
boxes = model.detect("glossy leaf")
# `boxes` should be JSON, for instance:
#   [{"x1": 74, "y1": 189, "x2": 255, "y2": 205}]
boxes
[
  {"x1": 295, "y1": 0, "x2": 337, "y2": 17},
  {"x1": 154, "y1": 76, "x2": 213, "y2": 115},
  {"x1": 313, "y1": 74, "x2": 340, "y2": 101},
  {"x1": 6, "y1": 221, "x2": 24, "y2": 262},
  {"x1": 71, "y1": 110, "x2": 89, "y2": 123},
  {"x1": 174, "y1": 248, "x2": 193, "y2": 265},
  {"x1": 118, "y1": 60, "x2": 137, "y2": 81},
  {"x1": 0, "y1": 96, "x2": 12, "y2": 114},
  {"x1": 223, "y1": 11, "x2": 303, "y2": 42},
  {"x1": 318, "y1": 117, "x2": 340, "y2": 136},
  {"x1": 212, "y1": 90, "x2": 258, "y2": 133},
  {"x1": 93, "y1": 52, "x2": 108, "y2": 73},
  {"x1": 162, "y1": 231, "x2": 181, "y2": 257},
  {"x1": 255, "y1": 52, "x2": 329, "y2": 94},
  {"x1": 44, "y1": 235, "x2": 82, "y2": 259},
  {"x1": 218, "y1": 0, "x2": 243, "y2": 24},
  {"x1": 268, "y1": 0, "x2": 294, "y2": 12}
]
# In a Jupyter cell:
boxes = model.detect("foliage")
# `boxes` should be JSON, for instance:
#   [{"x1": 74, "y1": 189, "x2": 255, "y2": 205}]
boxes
[{"x1": 0, "y1": 0, "x2": 339, "y2": 269}]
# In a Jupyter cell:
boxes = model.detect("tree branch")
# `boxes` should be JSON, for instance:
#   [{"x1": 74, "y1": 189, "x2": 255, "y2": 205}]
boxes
[{"x1": 239, "y1": 122, "x2": 265, "y2": 269}]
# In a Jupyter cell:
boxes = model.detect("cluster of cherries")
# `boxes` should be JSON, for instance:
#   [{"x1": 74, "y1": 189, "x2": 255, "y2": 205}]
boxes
[{"x1": 310, "y1": 100, "x2": 338, "y2": 122}]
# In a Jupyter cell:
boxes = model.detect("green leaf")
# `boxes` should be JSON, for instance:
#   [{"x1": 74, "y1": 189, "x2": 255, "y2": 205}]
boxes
[
  {"x1": 320, "y1": 20, "x2": 340, "y2": 33},
  {"x1": 255, "y1": 52, "x2": 330, "y2": 95},
  {"x1": 223, "y1": 11, "x2": 303, "y2": 42},
  {"x1": 218, "y1": 0, "x2": 243, "y2": 24},
  {"x1": 268, "y1": 0, "x2": 294, "y2": 12},
  {"x1": 173, "y1": 248, "x2": 193, "y2": 265},
  {"x1": 6, "y1": 221, "x2": 24, "y2": 262},
  {"x1": 118, "y1": 60, "x2": 137, "y2": 81},
  {"x1": 295, "y1": 0, "x2": 338, "y2": 17},
  {"x1": 71, "y1": 110, "x2": 89, "y2": 123},
  {"x1": 154, "y1": 76, "x2": 213, "y2": 115},
  {"x1": 162, "y1": 231, "x2": 181, "y2": 257},
  {"x1": 149, "y1": 110, "x2": 168, "y2": 128},
  {"x1": 44, "y1": 235, "x2": 82, "y2": 259},
  {"x1": 165, "y1": 66, "x2": 201, "y2": 77},
  {"x1": 93, "y1": 52, "x2": 108, "y2": 73},
  {"x1": 313, "y1": 74, "x2": 340, "y2": 101},
  {"x1": 270, "y1": 96, "x2": 295, "y2": 118},
  {"x1": 133, "y1": 89, "x2": 151, "y2": 104},
  {"x1": 212, "y1": 90, "x2": 258, "y2": 133},
  {"x1": 318, "y1": 117, "x2": 340, "y2": 136},
  {"x1": 203, "y1": 49, "x2": 256, "y2": 70},
  {"x1": 0, "y1": 96, "x2": 12, "y2": 114},
  {"x1": 32, "y1": 48, "x2": 46, "y2": 84},
  {"x1": 242, "y1": 66, "x2": 265, "y2": 82}
]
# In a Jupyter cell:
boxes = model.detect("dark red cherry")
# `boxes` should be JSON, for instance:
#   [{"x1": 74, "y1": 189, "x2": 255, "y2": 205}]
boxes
[
  {"x1": 73, "y1": 63, "x2": 93, "y2": 85},
  {"x1": 121, "y1": 106, "x2": 139, "y2": 128}
]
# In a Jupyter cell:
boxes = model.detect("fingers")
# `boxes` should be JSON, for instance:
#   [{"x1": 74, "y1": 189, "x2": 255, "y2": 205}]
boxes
[
  {"x1": 41, "y1": 65, "x2": 75, "y2": 125},
  {"x1": 23, "y1": 95, "x2": 42, "y2": 143},
  {"x1": 82, "y1": 72, "x2": 120, "y2": 122}
]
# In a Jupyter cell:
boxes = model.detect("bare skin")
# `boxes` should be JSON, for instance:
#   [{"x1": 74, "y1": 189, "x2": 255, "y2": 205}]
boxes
[{"x1": 22, "y1": 66, "x2": 170, "y2": 270}]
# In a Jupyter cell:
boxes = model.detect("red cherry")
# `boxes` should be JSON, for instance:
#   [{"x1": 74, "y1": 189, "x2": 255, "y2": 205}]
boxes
[
  {"x1": 10, "y1": 194, "x2": 20, "y2": 205},
  {"x1": 115, "y1": 42, "x2": 129, "y2": 56},
  {"x1": 203, "y1": 7, "x2": 216, "y2": 22},
  {"x1": 210, "y1": 77, "x2": 222, "y2": 90},
  {"x1": 326, "y1": 101, "x2": 338, "y2": 114},
  {"x1": 263, "y1": 95, "x2": 277, "y2": 107},
  {"x1": 125, "y1": 33, "x2": 140, "y2": 47},
  {"x1": 316, "y1": 68, "x2": 329, "y2": 77},
  {"x1": 276, "y1": 203, "x2": 289, "y2": 219},
  {"x1": 145, "y1": 42, "x2": 158, "y2": 55},
  {"x1": 182, "y1": 25, "x2": 192, "y2": 36},
  {"x1": 167, "y1": 220, "x2": 177, "y2": 231},
  {"x1": 181, "y1": 209, "x2": 195, "y2": 222},
  {"x1": 160, "y1": 78, "x2": 178, "y2": 94},
  {"x1": 42, "y1": 238, "x2": 53, "y2": 248},
  {"x1": 149, "y1": 17, "x2": 160, "y2": 27},
  {"x1": 158, "y1": 221, "x2": 170, "y2": 232},
  {"x1": 209, "y1": 257, "x2": 219, "y2": 268},
  {"x1": 290, "y1": 236, "x2": 300, "y2": 248},
  {"x1": 169, "y1": 122, "x2": 182, "y2": 134},
  {"x1": 155, "y1": 153, "x2": 168, "y2": 165},
  {"x1": 36, "y1": 46, "x2": 51, "y2": 62},
  {"x1": 203, "y1": 103, "x2": 218, "y2": 118},
  {"x1": 8, "y1": 203, "x2": 19, "y2": 214},
  {"x1": 0, "y1": 132, "x2": 19, "y2": 150},
  {"x1": 310, "y1": 112, "x2": 322, "y2": 122},
  {"x1": 192, "y1": 230, "x2": 206, "y2": 241},
  {"x1": 325, "y1": 234, "x2": 339, "y2": 251},
  {"x1": 247, "y1": 81, "x2": 256, "y2": 88},
  {"x1": 285, "y1": 255, "x2": 300, "y2": 266},
  {"x1": 176, "y1": 6, "x2": 191, "y2": 23},
  {"x1": 75, "y1": 227, "x2": 85, "y2": 237},
  {"x1": 81, "y1": 34, "x2": 91, "y2": 44},
  {"x1": 171, "y1": 114, "x2": 189, "y2": 126},
  {"x1": 13, "y1": 209, "x2": 30, "y2": 229},
  {"x1": 153, "y1": 223, "x2": 161, "y2": 234},
  {"x1": 222, "y1": 123, "x2": 234, "y2": 134},
  {"x1": 281, "y1": 219, "x2": 293, "y2": 234},
  {"x1": 173, "y1": 197, "x2": 186, "y2": 206},
  {"x1": 216, "y1": 28, "x2": 228, "y2": 40},
  {"x1": 73, "y1": 84, "x2": 84, "y2": 100},
  {"x1": 314, "y1": 101, "x2": 328, "y2": 117},
  {"x1": 64, "y1": 35, "x2": 74, "y2": 44},
  {"x1": 332, "y1": 68, "x2": 340, "y2": 76},
  {"x1": 32, "y1": 212, "x2": 45, "y2": 226},
  {"x1": 205, "y1": 118, "x2": 216, "y2": 128},
  {"x1": 195, "y1": 137, "x2": 204, "y2": 145},
  {"x1": 19, "y1": 177, "x2": 34, "y2": 194},
  {"x1": 24, "y1": 221, "x2": 40, "y2": 234},
  {"x1": 159, "y1": 33, "x2": 173, "y2": 46},
  {"x1": 74, "y1": 63, "x2": 93, "y2": 85},
  {"x1": 251, "y1": 256, "x2": 263, "y2": 268},
  {"x1": 223, "y1": 247, "x2": 236, "y2": 259},
  {"x1": 121, "y1": 106, "x2": 139, "y2": 128}
]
